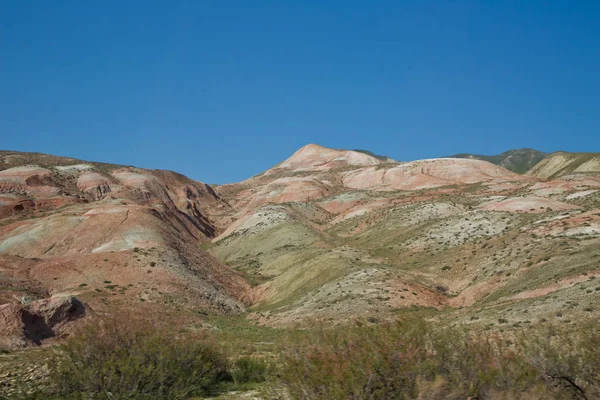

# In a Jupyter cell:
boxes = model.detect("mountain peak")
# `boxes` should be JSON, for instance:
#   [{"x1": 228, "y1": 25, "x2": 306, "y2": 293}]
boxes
[{"x1": 274, "y1": 143, "x2": 383, "y2": 172}]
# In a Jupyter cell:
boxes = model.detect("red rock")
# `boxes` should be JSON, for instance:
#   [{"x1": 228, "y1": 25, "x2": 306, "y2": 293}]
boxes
[
  {"x1": 77, "y1": 172, "x2": 113, "y2": 200},
  {"x1": 0, "y1": 295, "x2": 86, "y2": 349}
]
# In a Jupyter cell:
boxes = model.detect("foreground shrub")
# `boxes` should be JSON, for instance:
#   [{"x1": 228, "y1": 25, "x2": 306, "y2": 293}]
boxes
[
  {"x1": 278, "y1": 318, "x2": 578, "y2": 400},
  {"x1": 519, "y1": 322, "x2": 600, "y2": 399},
  {"x1": 45, "y1": 314, "x2": 228, "y2": 399},
  {"x1": 231, "y1": 356, "x2": 269, "y2": 386}
]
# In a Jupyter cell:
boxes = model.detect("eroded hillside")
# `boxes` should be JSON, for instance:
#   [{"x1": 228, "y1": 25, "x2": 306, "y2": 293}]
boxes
[
  {"x1": 2, "y1": 145, "x2": 600, "y2": 348},
  {"x1": 526, "y1": 151, "x2": 600, "y2": 179},
  {"x1": 0, "y1": 151, "x2": 249, "y2": 348},
  {"x1": 212, "y1": 144, "x2": 600, "y2": 328}
]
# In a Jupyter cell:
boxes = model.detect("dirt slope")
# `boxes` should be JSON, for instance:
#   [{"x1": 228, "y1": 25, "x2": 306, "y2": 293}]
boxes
[
  {"x1": 0, "y1": 151, "x2": 249, "y2": 348},
  {"x1": 212, "y1": 144, "x2": 600, "y2": 327},
  {"x1": 3, "y1": 145, "x2": 600, "y2": 337}
]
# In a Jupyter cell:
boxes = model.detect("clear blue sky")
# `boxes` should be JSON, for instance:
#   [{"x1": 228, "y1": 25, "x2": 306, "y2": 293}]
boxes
[{"x1": 1, "y1": 1, "x2": 599, "y2": 183}]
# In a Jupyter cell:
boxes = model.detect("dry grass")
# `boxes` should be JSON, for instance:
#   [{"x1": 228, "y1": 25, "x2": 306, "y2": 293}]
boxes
[{"x1": 278, "y1": 317, "x2": 599, "y2": 399}]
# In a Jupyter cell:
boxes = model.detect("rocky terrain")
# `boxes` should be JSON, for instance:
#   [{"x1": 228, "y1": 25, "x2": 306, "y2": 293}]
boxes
[
  {"x1": 0, "y1": 151, "x2": 249, "y2": 350},
  {"x1": 212, "y1": 144, "x2": 600, "y2": 329},
  {"x1": 0, "y1": 295, "x2": 86, "y2": 349},
  {"x1": 1, "y1": 144, "x2": 600, "y2": 399},
  {"x1": 1, "y1": 145, "x2": 600, "y2": 344}
]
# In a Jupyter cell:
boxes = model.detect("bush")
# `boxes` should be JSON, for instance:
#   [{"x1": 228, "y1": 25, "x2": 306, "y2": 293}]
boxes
[
  {"x1": 279, "y1": 318, "x2": 552, "y2": 400},
  {"x1": 518, "y1": 322, "x2": 600, "y2": 399},
  {"x1": 42, "y1": 314, "x2": 229, "y2": 399},
  {"x1": 231, "y1": 356, "x2": 269, "y2": 386}
]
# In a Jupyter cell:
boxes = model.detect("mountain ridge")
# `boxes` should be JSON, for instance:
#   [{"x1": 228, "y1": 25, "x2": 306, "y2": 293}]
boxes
[
  {"x1": 210, "y1": 144, "x2": 600, "y2": 326},
  {"x1": 526, "y1": 151, "x2": 600, "y2": 179},
  {"x1": 1, "y1": 144, "x2": 600, "y2": 346},
  {"x1": 448, "y1": 148, "x2": 547, "y2": 174}
]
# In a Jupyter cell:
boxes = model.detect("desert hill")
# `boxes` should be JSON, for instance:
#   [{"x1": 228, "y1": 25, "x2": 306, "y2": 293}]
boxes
[
  {"x1": 210, "y1": 144, "x2": 600, "y2": 327},
  {"x1": 449, "y1": 148, "x2": 547, "y2": 174},
  {"x1": 526, "y1": 151, "x2": 600, "y2": 179},
  {"x1": 0, "y1": 151, "x2": 250, "y2": 347},
  {"x1": 1, "y1": 145, "x2": 600, "y2": 346}
]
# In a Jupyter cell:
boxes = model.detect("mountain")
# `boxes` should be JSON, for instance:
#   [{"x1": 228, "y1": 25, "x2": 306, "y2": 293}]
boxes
[
  {"x1": 212, "y1": 144, "x2": 600, "y2": 326},
  {"x1": 449, "y1": 148, "x2": 546, "y2": 174},
  {"x1": 0, "y1": 150, "x2": 249, "y2": 347},
  {"x1": 216, "y1": 143, "x2": 525, "y2": 215},
  {"x1": 2, "y1": 144, "x2": 600, "y2": 348},
  {"x1": 2, "y1": 143, "x2": 600, "y2": 399},
  {"x1": 526, "y1": 151, "x2": 600, "y2": 179},
  {"x1": 272, "y1": 143, "x2": 383, "y2": 172}
]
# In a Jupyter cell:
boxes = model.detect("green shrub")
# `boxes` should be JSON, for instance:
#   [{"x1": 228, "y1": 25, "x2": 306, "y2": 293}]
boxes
[
  {"x1": 231, "y1": 356, "x2": 269, "y2": 386},
  {"x1": 43, "y1": 314, "x2": 229, "y2": 399},
  {"x1": 279, "y1": 317, "x2": 549, "y2": 400}
]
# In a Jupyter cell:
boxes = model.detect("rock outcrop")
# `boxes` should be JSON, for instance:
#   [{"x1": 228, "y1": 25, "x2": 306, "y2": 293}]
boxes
[{"x1": 0, "y1": 296, "x2": 86, "y2": 349}]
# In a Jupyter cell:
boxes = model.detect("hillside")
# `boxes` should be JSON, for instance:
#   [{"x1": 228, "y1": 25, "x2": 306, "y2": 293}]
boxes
[
  {"x1": 0, "y1": 150, "x2": 249, "y2": 348},
  {"x1": 212, "y1": 144, "x2": 600, "y2": 328},
  {"x1": 526, "y1": 151, "x2": 600, "y2": 179},
  {"x1": 449, "y1": 148, "x2": 546, "y2": 173},
  {"x1": 1, "y1": 144, "x2": 600, "y2": 336},
  {"x1": 2, "y1": 144, "x2": 600, "y2": 398}
]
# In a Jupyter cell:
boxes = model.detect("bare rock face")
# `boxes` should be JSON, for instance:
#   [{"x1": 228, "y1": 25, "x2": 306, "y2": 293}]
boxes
[
  {"x1": 28, "y1": 295, "x2": 86, "y2": 330},
  {"x1": 0, "y1": 295, "x2": 87, "y2": 349},
  {"x1": 342, "y1": 158, "x2": 527, "y2": 191},
  {"x1": 76, "y1": 172, "x2": 113, "y2": 200}
]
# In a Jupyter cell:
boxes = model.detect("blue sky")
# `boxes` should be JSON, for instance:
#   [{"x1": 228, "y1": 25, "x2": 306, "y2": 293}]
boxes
[{"x1": 1, "y1": 1, "x2": 599, "y2": 183}]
